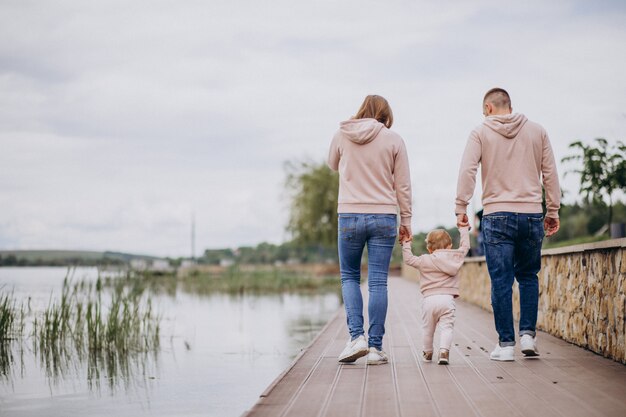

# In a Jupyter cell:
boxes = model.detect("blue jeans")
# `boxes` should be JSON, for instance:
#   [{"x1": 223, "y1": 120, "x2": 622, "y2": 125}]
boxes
[
  {"x1": 338, "y1": 213, "x2": 397, "y2": 350},
  {"x1": 482, "y1": 212, "x2": 544, "y2": 347}
]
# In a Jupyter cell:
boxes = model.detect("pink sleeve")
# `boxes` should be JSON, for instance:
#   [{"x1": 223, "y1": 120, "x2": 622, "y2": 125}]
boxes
[
  {"x1": 327, "y1": 134, "x2": 340, "y2": 172},
  {"x1": 455, "y1": 131, "x2": 481, "y2": 215},
  {"x1": 402, "y1": 242, "x2": 422, "y2": 269},
  {"x1": 458, "y1": 226, "x2": 470, "y2": 256},
  {"x1": 394, "y1": 139, "x2": 412, "y2": 226},
  {"x1": 541, "y1": 130, "x2": 561, "y2": 218}
]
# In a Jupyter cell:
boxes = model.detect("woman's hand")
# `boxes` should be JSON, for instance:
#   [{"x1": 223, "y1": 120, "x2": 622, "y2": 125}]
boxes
[{"x1": 398, "y1": 225, "x2": 412, "y2": 243}]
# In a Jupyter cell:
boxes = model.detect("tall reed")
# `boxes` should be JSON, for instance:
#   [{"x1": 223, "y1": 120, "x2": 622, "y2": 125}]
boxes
[{"x1": 0, "y1": 290, "x2": 25, "y2": 341}]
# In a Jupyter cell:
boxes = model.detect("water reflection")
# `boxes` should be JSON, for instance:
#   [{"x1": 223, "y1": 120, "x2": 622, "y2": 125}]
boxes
[
  {"x1": 1, "y1": 272, "x2": 161, "y2": 393},
  {"x1": 0, "y1": 267, "x2": 341, "y2": 416},
  {"x1": 0, "y1": 341, "x2": 16, "y2": 381}
]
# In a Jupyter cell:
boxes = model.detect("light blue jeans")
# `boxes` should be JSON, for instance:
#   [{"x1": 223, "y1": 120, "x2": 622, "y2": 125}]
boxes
[
  {"x1": 482, "y1": 212, "x2": 544, "y2": 347},
  {"x1": 338, "y1": 213, "x2": 397, "y2": 350}
]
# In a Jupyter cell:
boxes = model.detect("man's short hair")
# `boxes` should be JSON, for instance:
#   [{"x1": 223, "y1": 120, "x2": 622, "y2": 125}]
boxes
[
  {"x1": 426, "y1": 229, "x2": 452, "y2": 251},
  {"x1": 483, "y1": 87, "x2": 511, "y2": 109}
]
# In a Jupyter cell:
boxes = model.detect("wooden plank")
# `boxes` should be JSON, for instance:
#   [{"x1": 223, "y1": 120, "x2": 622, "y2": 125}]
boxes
[
  {"x1": 390, "y1": 346, "x2": 439, "y2": 417},
  {"x1": 451, "y1": 302, "x2": 616, "y2": 417},
  {"x1": 389, "y1": 282, "x2": 481, "y2": 417},
  {"x1": 362, "y1": 361, "x2": 400, "y2": 417},
  {"x1": 322, "y1": 366, "x2": 366, "y2": 417},
  {"x1": 395, "y1": 278, "x2": 567, "y2": 417},
  {"x1": 282, "y1": 357, "x2": 341, "y2": 417},
  {"x1": 245, "y1": 277, "x2": 626, "y2": 417}
]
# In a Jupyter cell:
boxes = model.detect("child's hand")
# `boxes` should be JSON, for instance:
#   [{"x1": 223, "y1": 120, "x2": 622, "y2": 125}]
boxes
[{"x1": 401, "y1": 236, "x2": 413, "y2": 244}]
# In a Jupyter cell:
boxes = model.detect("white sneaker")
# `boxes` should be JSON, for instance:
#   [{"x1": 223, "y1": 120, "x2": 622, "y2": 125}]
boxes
[
  {"x1": 338, "y1": 335, "x2": 369, "y2": 363},
  {"x1": 366, "y1": 347, "x2": 389, "y2": 365},
  {"x1": 520, "y1": 334, "x2": 539, "y2": 357},
  {"x1": 490, "y1": 344, "x2": 515, "y2": 361}
]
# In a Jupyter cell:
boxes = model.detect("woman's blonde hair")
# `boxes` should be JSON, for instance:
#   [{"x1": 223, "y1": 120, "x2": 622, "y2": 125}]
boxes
[
  {"x1": 354, "y1": 95, "x2": 393, "y2": 128},
  {"x1": 426, "y1": 229, "x2": 452, "y2": 252}
]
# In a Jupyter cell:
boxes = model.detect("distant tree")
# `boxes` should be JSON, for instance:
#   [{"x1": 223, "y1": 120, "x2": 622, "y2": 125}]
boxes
[
  {"x1": 562, "y1": 138, "x2": 626, "y2": 231},
  {"x1": 285, "y1": 160, "x2": 339, "y2": 249}
]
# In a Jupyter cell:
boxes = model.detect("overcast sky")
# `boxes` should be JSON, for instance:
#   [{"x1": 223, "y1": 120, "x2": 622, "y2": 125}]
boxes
[{"x1": 1, "y1": 0, "x2": 626, "y2": 257}]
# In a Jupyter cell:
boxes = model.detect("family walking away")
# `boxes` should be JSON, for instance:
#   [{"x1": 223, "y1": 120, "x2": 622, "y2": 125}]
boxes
[{"x1": 328, "y1": 87, "x2": 560, "y2": 366}]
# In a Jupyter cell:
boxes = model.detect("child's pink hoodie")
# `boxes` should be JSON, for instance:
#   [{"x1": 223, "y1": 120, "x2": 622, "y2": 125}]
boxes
[
  {"x1": 328, "y1": 118, "x2": 412, "y2": 226},
  {"x1": 402, "y1": 227, "x2": 470, "y2": 297}
]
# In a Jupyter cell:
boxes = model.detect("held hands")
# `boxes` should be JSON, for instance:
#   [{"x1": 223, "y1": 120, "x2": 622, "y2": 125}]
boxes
[
  {"x1": 398, "y1": 225, "x2": 412, "y2": 243},
  {"x1": 456, "y1": 213, "x2": 469, "y2": 228},
  {"x1": 544, "y1": 217, "x2": 560, "y2": 237}
]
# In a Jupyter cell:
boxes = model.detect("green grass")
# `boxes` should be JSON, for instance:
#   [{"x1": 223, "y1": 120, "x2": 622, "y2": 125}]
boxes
[
  {"x1": 185, "y1": 267, "x2": 339, "y2": 294},
  {"x1": 125, "y1": 265, "x2": 341, "y2": 296}
]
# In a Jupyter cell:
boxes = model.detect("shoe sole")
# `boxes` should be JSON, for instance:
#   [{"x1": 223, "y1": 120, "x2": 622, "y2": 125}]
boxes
[
  {"x1": 338, "y1": 348, "x2": 369, "y2": 363},
  {"x1": 522, "y1": 349, "x2": 540, "y2": 357},
  {"x1": 366, "y1": 359, "x2": 388, "y2": 365},
  {"x1": 438, "y1": 359, "x2": 448, "y2": 365},
  {"x1": 490, "y1": 356, "x2": 515, "y2": 361}
]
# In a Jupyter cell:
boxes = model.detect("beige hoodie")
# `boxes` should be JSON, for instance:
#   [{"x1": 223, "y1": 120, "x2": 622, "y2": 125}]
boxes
[
  {"x1": 455, "y1": 113, "x2": 561, "y2": 218},
  {"x1": 328, "y1": 118, "x2": 412, "y2": 226},
  {"x1": 402, "y1": 227, "x2": 470, "y2": 297}
]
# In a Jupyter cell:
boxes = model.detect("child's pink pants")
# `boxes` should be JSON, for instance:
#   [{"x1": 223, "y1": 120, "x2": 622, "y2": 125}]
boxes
[{"x1": 421, "y1": 294, "x2": 456, "y2": 352}]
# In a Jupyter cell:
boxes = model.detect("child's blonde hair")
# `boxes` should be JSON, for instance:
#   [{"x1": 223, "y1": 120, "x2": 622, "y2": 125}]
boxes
[{"x1": 426, "y1": 229, "x2": 452, "y2": 251}]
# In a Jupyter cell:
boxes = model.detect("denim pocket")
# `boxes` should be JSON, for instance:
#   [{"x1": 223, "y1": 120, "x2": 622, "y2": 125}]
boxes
[
  {"x1": 528, "y1": 216, "x2": 545, "y2": 246},
  {"x1": 339, "y1": 216, "x2": 357, "y2": 241},
  {"x1": 375, "y1": 215, "x2": 397, "y2": 238},
  {"x1": 483, "y1": 215, "x2": 508, "y2": 245}
]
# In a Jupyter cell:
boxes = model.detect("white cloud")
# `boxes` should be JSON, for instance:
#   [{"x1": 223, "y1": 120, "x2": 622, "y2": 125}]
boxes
[{"x1": 1, "y1": 0, "x2": 625, "y2": 255}]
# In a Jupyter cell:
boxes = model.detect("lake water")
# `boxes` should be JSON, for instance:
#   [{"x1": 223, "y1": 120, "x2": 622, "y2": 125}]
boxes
[{"x1": 0, "y1": 267, "x2": 341, "y2": 417}]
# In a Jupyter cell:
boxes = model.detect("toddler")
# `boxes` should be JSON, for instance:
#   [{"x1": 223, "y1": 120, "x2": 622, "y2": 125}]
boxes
[{"x1": 402, "y1": 226, "x2": 470, "y2": 364}]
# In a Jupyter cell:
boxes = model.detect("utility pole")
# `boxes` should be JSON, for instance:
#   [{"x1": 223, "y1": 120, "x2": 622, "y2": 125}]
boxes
[{"x1": 191, "y1": 211, "x2": 196, "y2": 262}]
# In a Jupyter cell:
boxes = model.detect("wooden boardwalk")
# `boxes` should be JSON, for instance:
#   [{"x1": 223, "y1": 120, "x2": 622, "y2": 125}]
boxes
[{"x1": 243, "y1": 276, "x2": 626, "y2": 417}]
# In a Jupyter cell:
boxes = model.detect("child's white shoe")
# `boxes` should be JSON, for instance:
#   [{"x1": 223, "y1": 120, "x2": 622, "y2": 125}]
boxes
[{"x1": 438, "y1": 349, "x2": 449, "y2": 365}]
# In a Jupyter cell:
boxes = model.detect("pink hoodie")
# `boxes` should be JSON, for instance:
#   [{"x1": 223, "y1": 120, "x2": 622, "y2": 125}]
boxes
[
  {"x1": 402, "y1": 227, "x2": 470, "y2": 297},
  {"x1": 455, "y1": 113, "x2": 561, "y2": 218},
  {"x1": 328, "y1": 118, "x2": 412, "y2": 226}
]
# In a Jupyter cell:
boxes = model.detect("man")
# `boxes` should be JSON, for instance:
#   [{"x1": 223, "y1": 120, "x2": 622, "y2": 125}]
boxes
[{"x1": 455, "y1": 88, "x2": 560, "y2": 361}]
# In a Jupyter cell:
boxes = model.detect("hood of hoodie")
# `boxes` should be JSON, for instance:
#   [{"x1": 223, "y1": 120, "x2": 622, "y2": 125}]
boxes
[
  {"x1": 484, "y1": 113, "x2": 528, "y2": 139},
  {"x1": 425, "y1": 250, "x2": 465, "y2": 276},
  {"x1": 339, "y1": 118, "x2": 384, "y2": 145}
]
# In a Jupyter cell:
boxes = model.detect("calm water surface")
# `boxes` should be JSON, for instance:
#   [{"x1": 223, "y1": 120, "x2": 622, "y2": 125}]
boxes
[{"x1": 0, "y1": 267, "x2": 341, "y2": 417}]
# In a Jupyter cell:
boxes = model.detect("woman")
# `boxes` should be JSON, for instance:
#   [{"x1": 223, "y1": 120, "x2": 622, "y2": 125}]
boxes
[{"x1": 328, "y1": 95, "x2": 412, "y2": 365}]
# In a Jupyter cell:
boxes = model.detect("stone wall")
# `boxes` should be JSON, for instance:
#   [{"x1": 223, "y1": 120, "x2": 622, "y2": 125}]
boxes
[{"x1": 401, "y1": 238, "x2": 626, "y2": 364}]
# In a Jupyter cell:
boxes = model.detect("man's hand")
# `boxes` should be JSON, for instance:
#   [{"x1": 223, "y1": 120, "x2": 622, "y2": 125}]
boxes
[
  {"x1": 398, "y1": 225, "x2": 412, "y2": 243},
  {"x1": 456, "y1": 213, "x2": 469, "y2": 228},
  {"x1": 544, "y1": 217, "x2": 560, "y2": 237}
]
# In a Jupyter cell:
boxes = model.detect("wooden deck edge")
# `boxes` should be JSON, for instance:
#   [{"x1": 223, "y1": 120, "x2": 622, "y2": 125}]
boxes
[{"x1": 240, "y1": 306, "x2": 344, "y2": 417}]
